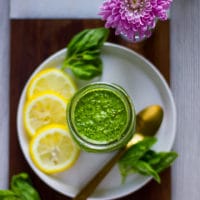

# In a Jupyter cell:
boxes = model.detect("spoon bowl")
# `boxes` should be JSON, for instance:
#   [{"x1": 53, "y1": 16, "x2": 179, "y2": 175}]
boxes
[{"x1": 127, "y1": 105, "x2": 163, "y2": 148}]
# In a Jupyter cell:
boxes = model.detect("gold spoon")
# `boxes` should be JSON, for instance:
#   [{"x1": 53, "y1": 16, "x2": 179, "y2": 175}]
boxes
[{"x1": 73, "y1": 105, "x2": 164, "y2": 200}]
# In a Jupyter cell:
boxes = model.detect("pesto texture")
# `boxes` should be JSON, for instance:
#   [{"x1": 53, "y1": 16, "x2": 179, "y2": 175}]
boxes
[{"x1": 74, "y1": 89, "x2": 128, "y2": 144}]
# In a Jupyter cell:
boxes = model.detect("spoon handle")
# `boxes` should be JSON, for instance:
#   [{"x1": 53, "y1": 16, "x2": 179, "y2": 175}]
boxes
[{"x1": 73, "y1": 148, "x2": 126, "y2": 200}]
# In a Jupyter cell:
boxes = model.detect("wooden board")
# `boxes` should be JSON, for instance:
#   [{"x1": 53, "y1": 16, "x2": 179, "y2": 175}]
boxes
[{"x1": 10, "y1": 19, "x2": 170, "y2": 200}]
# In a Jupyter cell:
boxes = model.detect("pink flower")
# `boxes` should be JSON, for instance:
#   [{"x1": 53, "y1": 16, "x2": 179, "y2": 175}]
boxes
[
  {"x1": 99, "y1": 0, "x2": 172, "y2": 42},
  {"x1": 151, "y1": 0, "x2": 172, "y2": 20}
]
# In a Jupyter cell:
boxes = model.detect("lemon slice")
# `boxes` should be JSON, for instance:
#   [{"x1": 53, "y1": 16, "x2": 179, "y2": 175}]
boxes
[
  {"x1": 30, "y1": 124, "x2": 80, "y2": 174},
  {"x1": 27, "y1": 68, "x2": 77, "y2": 100},
  {"x1": 24, "y1": 92, "x2": 67, "y2": 137}
]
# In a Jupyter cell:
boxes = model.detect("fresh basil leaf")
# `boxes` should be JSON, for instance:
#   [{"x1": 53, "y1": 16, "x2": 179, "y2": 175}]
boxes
[
  {"x1": 119, "y1": 137, "x2": 157, "y2": 166},
  {"x1": 119, "y1": 164, "x2": 136, "y2": 183},
  {"x1": 131, "y1": 160, "x2": 160, "y2": 183},
  {"x1": 119, "y1": 137, "x2": 157, "y2": 183},
  {"x1": 0, "y1": 173, "x2": 41, "y2": 200},
  {"x1": 119, "y1": 159, "x2": 160, "y2": 183},
  {"x1": 62, "y1": 27, "x2": 109, "y2": 80},
  {"x1": 69, "y1": 58, "x2": 102, "y2": 80},
  {"x1": 0, "y1": 196, "x2": 22, "y2": 200},
  {"x1": 67, "y1": 29, "x2": 90, "y2": 57},
  {"x1": 141, "y1": 150, "x2": 162, "y2": 165},
  {"x1": 84, "y1": 49, "x2": 101, "y2": 57},
  {"x1": 67, "y1": 28, "x2": 109, "y2": 56},
  {"x1": 141, "y1": 151, "x2": 178, "y2": 173},
  {"x1": 82, "y1": 53, "x2": 98, "y2": 61},
  {"x1": 11, "y1": 173, "x2": 41, "y2": 200},
  {"x1": 0, "y1": 190, "x2": 18, "y2": 199},
  {"x1": 151, "y1": 152, "x2": 178, "y2": 173},
  {"x1": 118, "y1": 137, "x2": 178, "y2": 184}
]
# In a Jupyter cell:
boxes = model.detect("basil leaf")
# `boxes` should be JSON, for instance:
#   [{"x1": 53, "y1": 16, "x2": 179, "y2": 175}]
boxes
[
  {"x1": 69, "y1": 58, "x2": 102, "y2": 80},
  {"x1": 118, "y1": 137, "x2": 178, "y2": 184},
  {"x1": 119, "y1": 137, "x2": 157, "y2": 183},
  {"x1": 0, "y1": 173, "x2": 41, "y2": 200},
  {"x1": 11, "y1": 173, "x2": 41, "y2": 200},
  {"x1": 119, "y1": 137, "x2": 157, "y2": 166},
  {"x1": 141, "y1": 150, "x2": 162, "y2": 165},
  {"x1": 141, "y1": 151, "x2": 178, "y2": 173},
  {"x1": 151, "y1": 152, "x2": 178, "y2": 173},
  {"x1": 62, "y1": 28, "x2": 109, "y2": 80},
  {"x1": 67, "y1": 29, "x2": 90, "y2": 57},
  {"x1": 0, "y1": 190, "x2": 18, "y2": 199},
  {"x1": 67, "y1": 28, "x2": 109, "y2": 56},
  {"x1": 131, "y1": 160, "x2": 161, "y2": 183},
  {"x1": 82, "y1": 53, "x2": 98, "y2": 61}
]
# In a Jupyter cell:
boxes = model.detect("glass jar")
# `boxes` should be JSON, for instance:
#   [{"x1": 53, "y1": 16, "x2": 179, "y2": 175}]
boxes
[{"x1": 67, "y1": 82, "x2": 136, "y2": 153}]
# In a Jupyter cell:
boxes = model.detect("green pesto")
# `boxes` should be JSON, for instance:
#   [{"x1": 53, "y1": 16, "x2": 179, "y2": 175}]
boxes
[{"x1": 73, "y1": 89, "x2": 128, "y2": 144}]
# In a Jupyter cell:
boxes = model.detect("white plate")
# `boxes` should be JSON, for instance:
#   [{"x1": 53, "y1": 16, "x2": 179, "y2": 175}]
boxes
[{"x1": 17, "y1": 42, "x2": 176, "y2": 200}]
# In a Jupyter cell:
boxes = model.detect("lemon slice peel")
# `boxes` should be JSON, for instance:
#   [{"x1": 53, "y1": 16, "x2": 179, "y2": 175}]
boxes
[
  {"x1": 30, "y1": 124, "x2": 80, "y2": 174},
  {"x1": 23, "y1": 91, "x2": 68, "y2": 137},
  {"x1": 27, "y1": 68, "x2": 77, "y2": 100}
]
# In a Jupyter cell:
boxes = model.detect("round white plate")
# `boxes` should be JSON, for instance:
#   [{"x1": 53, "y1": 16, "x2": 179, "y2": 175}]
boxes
[{"x1": 17, "y1": 42, "x2": 176, "y2": 200}]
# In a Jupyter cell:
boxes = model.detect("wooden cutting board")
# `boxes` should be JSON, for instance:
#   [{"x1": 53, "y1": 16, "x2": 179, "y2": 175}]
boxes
[{"x1": 10, "y1": 19, "x2": 170, "y2": 200}]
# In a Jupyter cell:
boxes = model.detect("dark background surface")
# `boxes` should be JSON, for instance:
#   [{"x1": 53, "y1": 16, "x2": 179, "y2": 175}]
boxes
[{"x1": 10, "y1": 19, "x2": 170, "y2": 200}]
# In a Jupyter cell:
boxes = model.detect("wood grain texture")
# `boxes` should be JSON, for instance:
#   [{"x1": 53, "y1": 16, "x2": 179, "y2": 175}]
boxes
[{"x1": 10, "y1": 19, "x2": 170, "y2": 200}]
